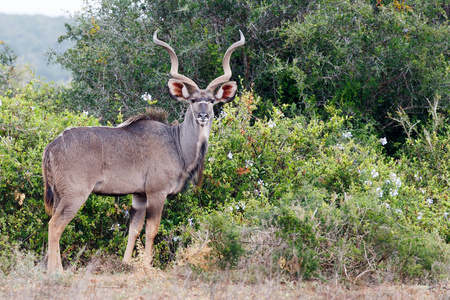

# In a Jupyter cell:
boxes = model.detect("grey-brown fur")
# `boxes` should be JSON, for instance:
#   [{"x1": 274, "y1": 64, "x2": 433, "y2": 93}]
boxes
[
  {"x1": 43, "y1": 30, "x2": 244, "y2": 272},
  {"x1": 118, "y1": 107, "x2": 170, "y2": 127}
]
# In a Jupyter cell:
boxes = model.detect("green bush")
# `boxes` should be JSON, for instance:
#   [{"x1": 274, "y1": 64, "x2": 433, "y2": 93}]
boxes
[
  {"x1": 0, "y1": 81, "x2": 133, "y2": 271},
  {"x1": 2, "y1": 79, "x2": 450, "y2": 282},
  {"x1": 277, "y1": 0, "x2": 450, "y2": 142},
  {"x1": 171, "y1": 89, "x2": 450, "y2": 281},
  {"x1": 204, "y1": 211, "x2": 245, "y2": 269},
  {"x1": 49, "y1": 0, "x2": 450, "y2": 153}
]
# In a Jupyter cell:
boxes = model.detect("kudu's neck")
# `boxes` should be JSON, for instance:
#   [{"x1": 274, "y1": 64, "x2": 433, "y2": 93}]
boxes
[{"x1": 177, "y1": 105, "x2": 212, "y2": 173}]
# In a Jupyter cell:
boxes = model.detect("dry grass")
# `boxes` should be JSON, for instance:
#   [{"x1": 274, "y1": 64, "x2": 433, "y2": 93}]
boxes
[{"x1": 1, "y1": 250, "x2": 450, "y2": 299}]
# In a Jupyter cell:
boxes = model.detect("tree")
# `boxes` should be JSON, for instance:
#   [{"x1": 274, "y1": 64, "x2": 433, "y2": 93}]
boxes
[
  {"x1": 276, "y1": 0, "x2": 450, "y2": 132},
  {"x1": 0, "y1": 42, "x2": 18, "y2": 92},
  {"x1": 49, "y1": 0, "x2": 309, "y2": 122},
  {"x1": 51, "y1": 0, "x2": 450, "y2": 145}
]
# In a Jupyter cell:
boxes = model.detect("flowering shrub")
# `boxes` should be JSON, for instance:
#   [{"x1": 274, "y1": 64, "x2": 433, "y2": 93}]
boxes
[
  {"x1": 171, "y1": 89, "x2": 450, "y2": 280},
  {"x1": 392, "y1": 99, "x2": 450, "y2": 242},
  {"x1": 1, "y1": 82, "x2": 450, "y2": 282}
]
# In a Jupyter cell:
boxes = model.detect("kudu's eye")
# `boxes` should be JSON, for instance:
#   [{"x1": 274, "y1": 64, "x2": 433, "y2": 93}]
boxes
[{"x1": 210, "y1": 99, "x2": 215, "y2": 103}]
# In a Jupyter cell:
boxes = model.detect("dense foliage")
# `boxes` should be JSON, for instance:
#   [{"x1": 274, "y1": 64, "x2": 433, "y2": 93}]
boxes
[
  {"x1": 279, "y1": 0, "x2": 450, "y2": 124},
  {"x1": 171, "y1": 90, "x2": 450, "y2": 280},
  {"x1": 50, "y1": 0, "x2": 450, "y2": 142},
  {"x1": 2, "y1": 81, "x2": 450, "y2": 281}
]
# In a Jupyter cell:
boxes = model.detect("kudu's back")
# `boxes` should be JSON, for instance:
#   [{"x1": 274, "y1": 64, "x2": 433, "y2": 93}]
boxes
[{"x1": 43, "y1": 118, "x2": 182, "y2": 215}]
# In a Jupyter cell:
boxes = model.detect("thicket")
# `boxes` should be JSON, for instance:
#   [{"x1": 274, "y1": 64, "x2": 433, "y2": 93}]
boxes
[
  {"x1": 2, "y1": 81, "x2": 450, "y2": 282},
  {"x1": 171, "y1": 90, "x2": 450, "y2": 281},
  {"x1": 1, "y1": 0, "x2": 450, "y2": 284},
  {"x1": 49, "y1": 0, "x2": 450, "y2": 144}
]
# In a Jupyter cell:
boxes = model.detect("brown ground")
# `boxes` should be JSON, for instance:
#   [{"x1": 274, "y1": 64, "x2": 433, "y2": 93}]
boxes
[
  {"x1": 1, "y1": 263, "x2": 450, "y2": 299},
  {"x1": 1, "y1": 250, "x2": 450, "y2": 299}
]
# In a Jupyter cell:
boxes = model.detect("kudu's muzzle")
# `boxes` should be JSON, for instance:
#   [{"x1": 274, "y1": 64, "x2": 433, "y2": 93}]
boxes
[{"x1": 196, "y1": 102, "x2": 210, "y2": 125}]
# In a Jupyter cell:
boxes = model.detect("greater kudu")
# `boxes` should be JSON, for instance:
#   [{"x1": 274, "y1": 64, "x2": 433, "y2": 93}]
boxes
[{"x1": 43, "y1": 31, "x2": 245, "y2": 272}]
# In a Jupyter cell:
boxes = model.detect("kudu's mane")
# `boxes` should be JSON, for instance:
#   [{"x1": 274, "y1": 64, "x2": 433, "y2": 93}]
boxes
[{"x1": 117, "y1": 107, "x2": 169, "y2": 128}]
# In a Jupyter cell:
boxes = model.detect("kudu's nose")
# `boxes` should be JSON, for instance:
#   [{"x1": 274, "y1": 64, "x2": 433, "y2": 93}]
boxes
[{"x1": 197, "y1": 111, "x2": 209, "y2": 125}]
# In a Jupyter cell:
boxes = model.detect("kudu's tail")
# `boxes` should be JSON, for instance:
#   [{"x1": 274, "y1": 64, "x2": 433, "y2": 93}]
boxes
[
  {"x1": 44, "y1": 180, "x2": 54, "y2": 215},
  {"x1": 42, "y1": 149, "x2": 55, "y2": 216}
]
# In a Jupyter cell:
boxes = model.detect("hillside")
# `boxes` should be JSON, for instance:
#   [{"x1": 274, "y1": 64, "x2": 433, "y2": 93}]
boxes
[{"x1": 0, "y1": 14, "x2": 73, "y2": 82}]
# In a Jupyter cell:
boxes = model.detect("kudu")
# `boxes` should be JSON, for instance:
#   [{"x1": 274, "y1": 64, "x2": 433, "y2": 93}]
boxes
[{"x1": 43, "y1": 30, "x2": 245, "y2": 272}]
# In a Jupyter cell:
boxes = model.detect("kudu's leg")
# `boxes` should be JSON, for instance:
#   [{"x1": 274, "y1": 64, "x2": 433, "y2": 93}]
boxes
[
  {"x1": 47, "y1": 193, "x2": 89, "y2": 273},
  {"x1": 144, "y1": 193, "x2": 166, "y2": 261},
  {"x1": 123, "y1": 194, "x2": 147, "y2": 262}
]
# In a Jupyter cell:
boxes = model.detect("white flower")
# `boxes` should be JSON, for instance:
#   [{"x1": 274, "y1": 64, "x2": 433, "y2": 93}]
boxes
[
  {"x1": 188, "y1": 218, "x2": 193, "y2": 226},
  {"x1": 380, "y1": 137, "x2": 387, "y2": 146},
  {"x1": 389, "y1": 173, "x2": 402, "y2": 188},
  {"x1": 173, "y1": 236, "x2": 180, "y2": 242},
  {"x1": 427, "y1": 198, "x2": 433, "y2": 205},
  {"x1": 445, "y1": 212, "x2": 449, "y2": 219},
  {"x1": 254, "y1": 189, "x2": 261, "y2": 196},
  {"x1": 417, "y1": 212, "x2": 423, "y2": 220},
  {"x1": 336, "y1": 144, "x2": 344, "y2": 150},
  {"x1": 0, "y1": 99, "x2": 2, "y2": 106},
  {"x1": 389, "y1": 189, "x2": 398, "y2": 197},
  {"x1": 141, "y1": 92, "x2": 152, "y2": 102},
  {"x1": 110, "y1": 223, "x2": 120, "y2": 231},
  {"x1": 364, "y1": 180, "x2": 372, "y2": 186},
  {"x1": 123, "y1": 210, "x2": 129, "y2": 218},
  {"x1": 414, "y1": 173, "x2": 422, "y2": 181},
  {"x1": 219, "y1": 111, "x2": 228, "y2": 118},
  {"x1": 82, "y1": 110, "x2": 89, "y2": 116},
  {"x1": 376, "y1": 187, "x2": 383, "y2": 197},
  {"x1": 258, "y1": 179, "x2": 264, "y2": 186},
  {"x1": 395, "y1": 209, "x2": 402, "y2": 214},
  {"x1": 385, "y1": 203, "x2": 391, "y2": 209},
  {"x1": 268, "y1": 120, "x2": 276, "y2": 128},
  {"x1": 227, "y1": 152, "x2": 233, "y2": 160},
  {"x1": 208, "y1": 157, "x2": 215, "y2": 162},
  {"x1": 245, "y1": 160, "x2": 253, "y2": 168},
  {"x1": 342, "y1": 131, "x2": 352, "y2": 139},
  {"x1": 371, "y1": 169, "x2": 379, "y2": 179},
  {"x1": 419, "y1": 188, "x2": 426, "y2": 194},
  {"x1": 238, "y1": 202, "x2": 246, "y2": 210}
]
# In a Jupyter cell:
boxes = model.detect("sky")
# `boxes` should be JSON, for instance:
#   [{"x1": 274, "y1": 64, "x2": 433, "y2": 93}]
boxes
[{"x1": 0, "y1": 0, "x2": 85, "y2": 17}]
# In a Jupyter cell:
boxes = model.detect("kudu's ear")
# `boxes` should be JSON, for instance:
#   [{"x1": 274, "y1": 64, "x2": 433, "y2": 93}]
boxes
[
  {"x1": 168, "y1": 79, "x2": 191, "y2": 101},
  {"x1": 214, "y1": 81, "x2": 237, "y2": 103}
]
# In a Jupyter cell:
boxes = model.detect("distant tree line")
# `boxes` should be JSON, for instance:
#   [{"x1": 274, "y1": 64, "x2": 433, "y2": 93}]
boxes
[
  {"x1": 0, "y1": 14, "x2": 73, "y2": 82},
  {"x1": 0, "y1": 42, "x2": 17, "y2": 91}
]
